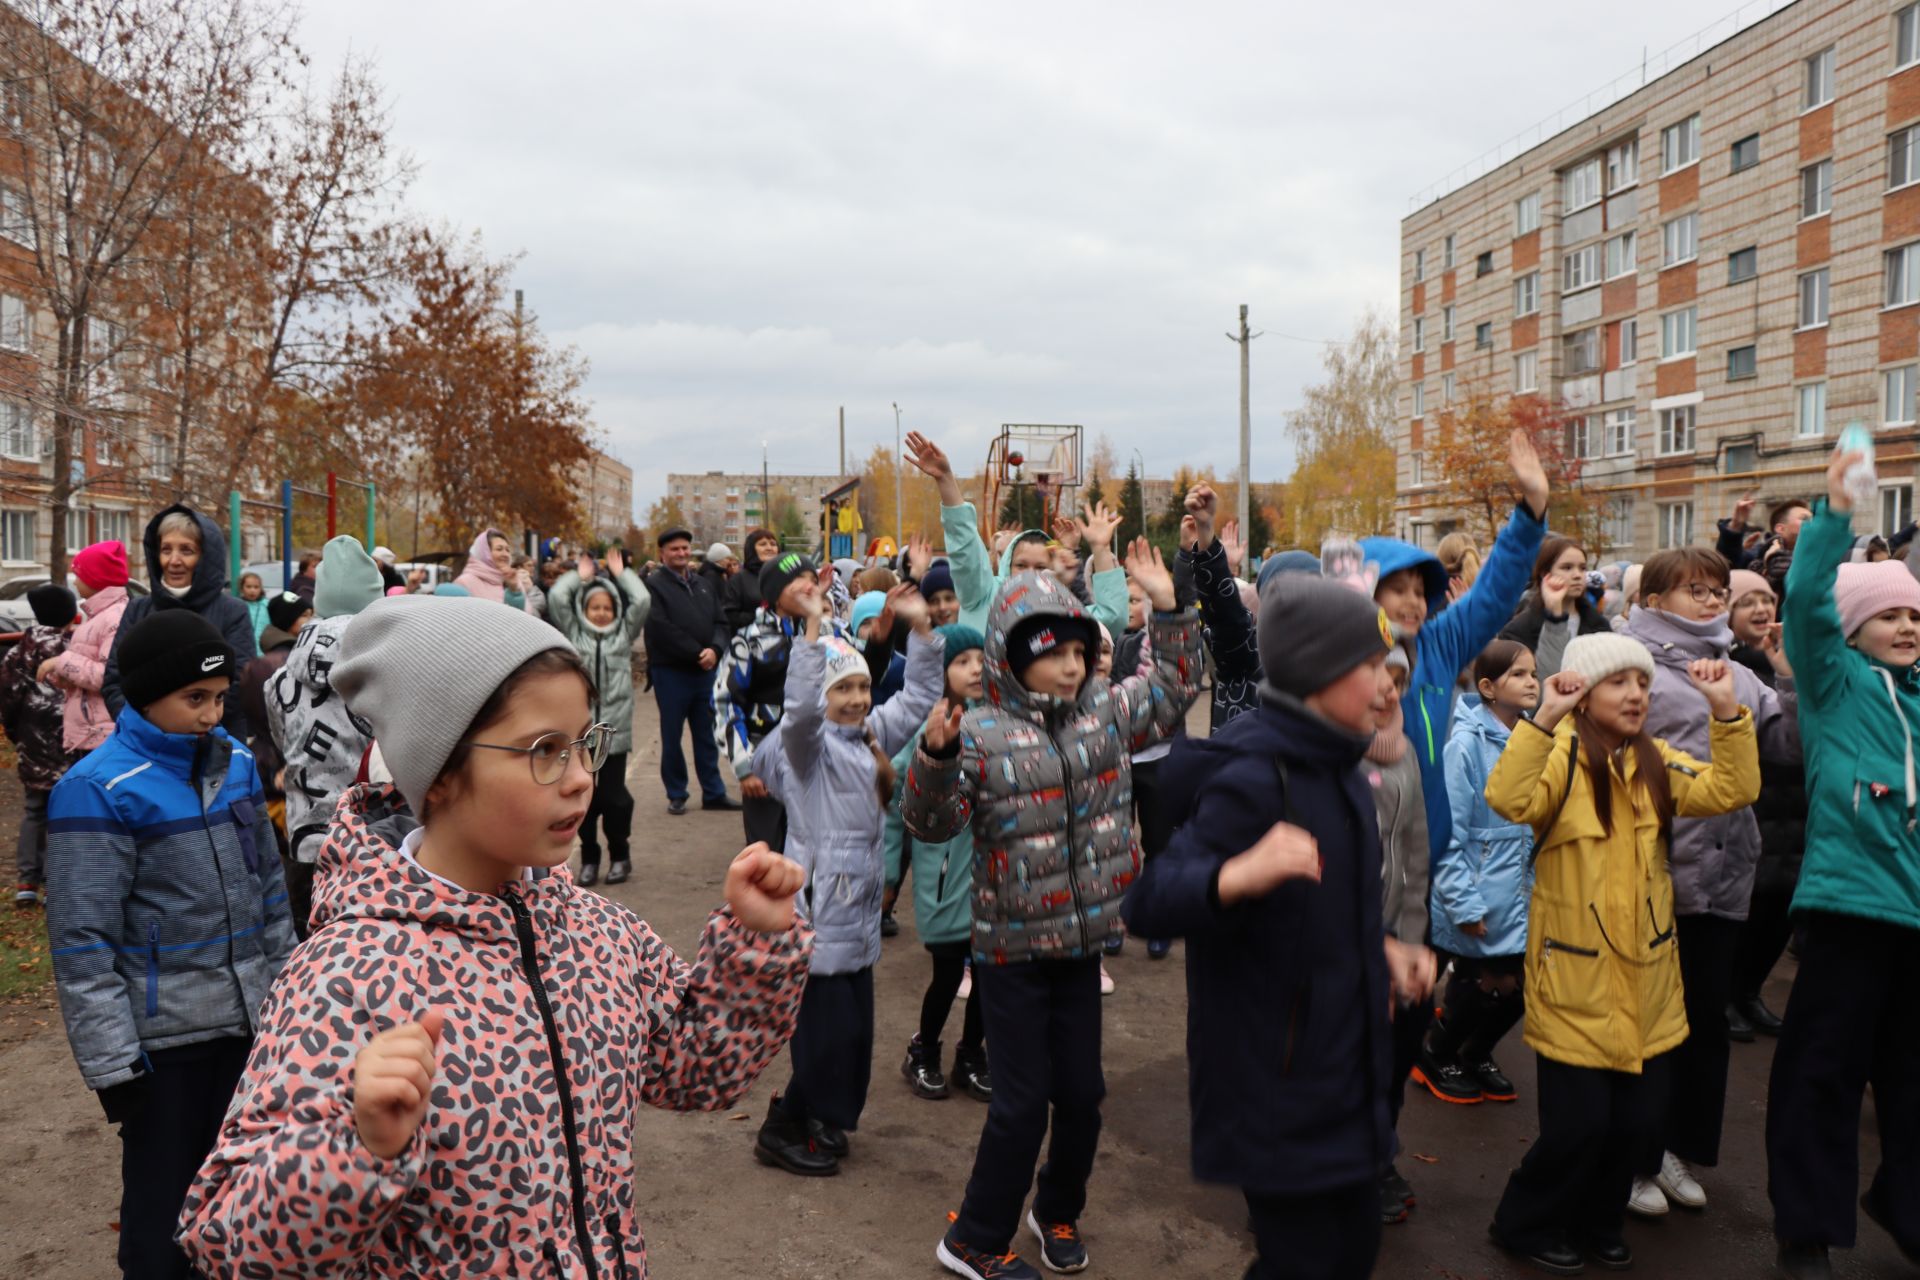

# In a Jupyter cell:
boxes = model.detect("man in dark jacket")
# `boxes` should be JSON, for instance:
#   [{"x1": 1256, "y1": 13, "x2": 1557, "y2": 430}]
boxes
[
  {"x1": 1717, "y1": 494, "x2": 1810, "y2": 600},
  {"x1": 1124, "y1": 574, "x2": 1436, "y2": 1280},
  {"x1": 643, "y1": 527, "x2": 737, "y2": 815}
]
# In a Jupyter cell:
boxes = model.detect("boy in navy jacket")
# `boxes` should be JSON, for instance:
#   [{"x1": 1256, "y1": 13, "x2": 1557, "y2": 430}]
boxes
[{"x1": 1125, "y1": 574, "x2": 1436, "y2": 1280}]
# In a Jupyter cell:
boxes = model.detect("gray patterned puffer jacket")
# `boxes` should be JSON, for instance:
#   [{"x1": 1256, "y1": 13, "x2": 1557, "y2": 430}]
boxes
[{"x1": 903, "y1": 571, "x2": 1201, "y2": 965}]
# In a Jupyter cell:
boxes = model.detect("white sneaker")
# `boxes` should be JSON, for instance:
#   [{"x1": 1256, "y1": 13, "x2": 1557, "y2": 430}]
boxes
[
  {"x1": 1656, "y1": 1150, "x2": 1706, "y2": 1209},
  {"x1": 1627, "y1": 1176, "x2": 1670, "y2": 1218},
  {"x1": 1098, "y1": 964, "x2": 1115, "y2": 996}
]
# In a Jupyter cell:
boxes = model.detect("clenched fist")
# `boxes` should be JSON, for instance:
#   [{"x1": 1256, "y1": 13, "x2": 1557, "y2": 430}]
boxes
[
  {"x1": 354, "y1": 1008, "x2": 446, "y2": 1159},
  {"x1": 1217, "y1": 822, "x2": 1322, "y2": 904}
]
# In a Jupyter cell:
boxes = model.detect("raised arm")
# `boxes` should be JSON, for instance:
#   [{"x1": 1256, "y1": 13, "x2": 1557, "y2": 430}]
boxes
[
  {"x1": 547, "y1": 564, "x2": 584, "y2": 635},
  {"x1": 869, "y1": 607, "x2": 942, "y2": 756},
  {"x1": 1784, "y1": 448, "x2": 1871, "y2": 709},
  {"x1": 907, "y1": 431, "x2": 996, "y2": 621},
  {"x1": 1485, "y1": 670, "x2": 1583, "y2": 829},
  {"x1": 1422, "y1": 429, "x2": 1548, "y2": 679},
  {"x1": 779, "y1": 606, "x2": 831, "y2": 781},
  {"x1": 1666, "y1": 660, "x2": 1761, "y2": 816},
  {"x1": 903, "y1": 700, "x2": 976, "y2": 844},
  {"x1": 1113, "y1": 539, "x2": 1203, "y2": 750}
]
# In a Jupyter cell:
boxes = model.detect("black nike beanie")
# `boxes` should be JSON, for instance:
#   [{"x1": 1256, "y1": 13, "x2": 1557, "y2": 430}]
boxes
[{"x1": 118, "y1": 609, "x2": 235, "y2": 710}]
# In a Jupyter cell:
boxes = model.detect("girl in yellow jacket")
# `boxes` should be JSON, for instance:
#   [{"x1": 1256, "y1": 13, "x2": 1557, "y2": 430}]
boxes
[{"x1": 1483, "y1": 632, "x2": 1759, "y2": 1276}]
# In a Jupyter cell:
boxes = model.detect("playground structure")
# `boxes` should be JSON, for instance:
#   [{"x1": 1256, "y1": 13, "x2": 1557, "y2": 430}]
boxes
[
  {"x1": 226, "y1": 473, "x2": 377, "y2": 591},
  {"x1": 983, "y1": 424, "x2": 1082, "y2": 532}
]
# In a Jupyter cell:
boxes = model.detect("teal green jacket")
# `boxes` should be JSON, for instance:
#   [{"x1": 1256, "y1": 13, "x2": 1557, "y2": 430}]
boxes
[
  {"x1": 883, "y1": 723, "x2": 975, "y2": 946},
  {"x1": 939, "y1": 500, "x2": 1127, "y2": 638},
  {"x1": 1782, "y1": 501, "x2": 1920, "y2": 932}
]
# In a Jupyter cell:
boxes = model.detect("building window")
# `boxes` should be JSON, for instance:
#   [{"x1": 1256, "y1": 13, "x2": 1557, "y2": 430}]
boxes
[
  {"x1": 1475, "y1": 250, "x2": 1494, "y2": 278},
  {"x1": 1900, "y1": 2, "x2": 1920, "y2": 70},
  {"x1": 1890, "y1": 243, "x2": 1920, "y2": 307},
  {"x1": 1730, "y1": 134, "x2": 1760, "y2": 173},
  {"x1": 1515, "y1": 193, "x2": 1541, "y2": 235},
  {"x1": 1882, "y1": 484, "x2": 1914, "y2": 538},
  {"x1": 95, "y1": 508, "x2": 129, "y2": 549},
  {"x1": 1605, "y1": 408, "x2": 1636, "y2": 456},
  {"x1": 1658, "y1": 500, "x2": 1695, "y2": 548},
  {"x1": 65, "y1": 507, "x2": 86, "y2": 554},
  {"x1": 1514, "y1": 349, "x2": 1539, "y2": 392},
  {"x1": 0, "y1": 293, "x2": 29, "y2": 351},
  {"x1": 1796, "y1": 381, "x2": 1828, "y2": 437},
  {"x1": 1888, "y1": 364, "x2": 1918, "y2": 424},
  {"x1": 1658, "y1": 405, "x2": 1697, "y2": 455},
  {"x1": 1443, "y1": 234, "x2": 1456, "y2": 269},
  {"x1": 0, "y1": 399, "x2": 30, "y2": 460},
  {"x1": 1728, "y1": 345, "x2": 1757, "y2": 380},
  {"x1": 1442, "y1": 372, "x2": 1456, "y2": 404},
  {"x1": 1564, "y1": 157, "x2": 1602, "y2": 212},
  {"x1": 94, "y1": 428, "x2": 110, "y2": 464},
  {"x1": 1475, "y1": 321, "x2": 1493, "y2": 350},
  {"x1": 1442, "y1": 305, "x2": 1455, "y2": 342},
  {"x1": 0, "y1": 509, "x2": 34, "y2": 563},
  {"x1": 1728, "y1": 246, "x2": 1758, "y2": 284},
  {"x1": 1802, "y1": 159, "x2": 1832, "y2": 218},
  {"x1": 148, "y1": 426, "x2": 174, "y2": 479},
  {"x1": 1798, "y1": 268, "x2": 1831, "y2": 328},
  {"x1": 1662, "y1": 213, "x2": 1698, "y2": 266},
  {"x1": 1413, "y1": 248, "x2": 1425, "y2": 282},
  {"x1": 1410, "y1": 452, "x2": 1423, "y2": 486},
  {"x1": 0, "y1": 185, "x2": 30, "y2": 248},
  {"x1": 1563, "y1": 242, "x2": 1602, "y2": 292},
  {"x1": 1605, "y1": 496, "x2": 1636, "y2": 548},
  {"x1": 1806, "y1": 46, "x2": 1835, "y2": 109},
  {"x1": 1412, "y1": 383, "x2": 1425, "y2": 417},
  {"x1": 1620, "y1": 317, "x2": 1638, "y2": 366},
  {"x1": 1567, "y1": 416, "x2": 1597, "y2": 460},
  {"x1": 1412, "y1": 317, "x2": 1425, "y2": 352},
  {"x1": 1894, "y1": 126, "x2": 1920, "y2": 191},
  {"x1": 1604, "y1": 230, "x2": 1636, "y2": 280},
  {"x1": 1660, "y1": 307, "x2": 1697, "y2": 359},
  {"x1": 1661, "y1": 114, "x2": 1700, "y2": 173},
  {"x1": 1564, "y1": 326, "x2": 1602, "y2": 375},
  {"x1": 1515, "y1": 271, "x2": 1539, "y2": 316},
  {"x1": 1607, "y1": 138, "x2": 1639, "y2": 191}
]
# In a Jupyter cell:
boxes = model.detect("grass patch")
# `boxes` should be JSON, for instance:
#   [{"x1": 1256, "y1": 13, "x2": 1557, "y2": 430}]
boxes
[{"x1": 0, "y1": 904, "x2": 51, "y2": 999}]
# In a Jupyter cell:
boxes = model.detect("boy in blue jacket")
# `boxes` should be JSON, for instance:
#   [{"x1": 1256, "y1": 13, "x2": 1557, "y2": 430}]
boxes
[
  {"x1": 1124, "y1": 574, "x2": 1437, "y2": 1280},
  {"x1": 1358, "y1": 428, "x2": 1549, "y2": 866},
  {"x1": 46, "y1": 609, "x2": 295, "y2": 1280}
]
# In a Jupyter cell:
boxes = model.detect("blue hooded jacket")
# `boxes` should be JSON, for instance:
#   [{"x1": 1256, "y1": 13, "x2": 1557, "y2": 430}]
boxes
[
  {"x1": 1431, "y1": 698, "x2": 1533, "y2": 956},
  {"x1": 1359, "y1": 503, "x2": 1545, "y2": 868}
]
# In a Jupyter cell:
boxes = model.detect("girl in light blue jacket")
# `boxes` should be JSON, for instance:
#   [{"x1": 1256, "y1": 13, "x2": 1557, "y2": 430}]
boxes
[
  {"x1": 1416, "y1": 639, "x2": 1539, "y2": 1107},
  {"x1": 749, "y1": 586, "x2": 941, "y2": 1175}
]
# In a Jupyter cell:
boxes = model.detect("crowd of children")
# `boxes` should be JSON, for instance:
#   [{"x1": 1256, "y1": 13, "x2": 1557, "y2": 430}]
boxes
[{"x1": 1, "y1": 432, "x2": 1916, "y2": 1280}]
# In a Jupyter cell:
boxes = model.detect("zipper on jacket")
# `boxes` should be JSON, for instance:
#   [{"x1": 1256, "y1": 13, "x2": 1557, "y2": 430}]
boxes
[
  {"x1": 1542, "y1": 936, "x2": 1599, "y2": 960},
  {"x1": 1043, "y1": 723, "x2": 1090, "y2": 953},
  {"x1": 144, "y1": 922, "x2": 160, "y2": 1017},
  {"x1": 1645, "y1": 898, "x2": 1675, "y2": 948},
  {"x1": 543, "y1": 1240, "x2": 564, "y2": 1277},
  {"x1": 508, "y1": 892, "x2": 601, "y2": 1280},
  {"x1": 606, "y1": 1216, "x2": 632, "y2": 1280}
]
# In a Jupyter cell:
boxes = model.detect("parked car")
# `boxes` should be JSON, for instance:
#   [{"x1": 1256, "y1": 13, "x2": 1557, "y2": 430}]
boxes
[{"x1": 0, "y1": 574, "x2": 148, "y2": 634}]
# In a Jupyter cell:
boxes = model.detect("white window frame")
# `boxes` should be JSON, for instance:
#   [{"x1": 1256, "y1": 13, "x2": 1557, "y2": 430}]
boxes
[
  {"x1": 1568, "y1": 415, "x2": 1597, "y2": 460},
  {"x1": 0, "y1": 399, "x2": 31, "y2": 460},
  {"x1": 1443, "y1": 234, "x2": 1456, "y2": 270},
  {"x1": 1514, "y1": 271, "x2": 1539, "y2": 316},
  {"x1": 1514, "y1": 349, "x2": 1539, "y2": 392},
  {"x1": 1658, "y1": 500, "x2": 1696, "y2": 549},
  {"x1": 1412, "y1": 316, "x2": 1425, "y2": 352},
  {"x1": 1564, "y1": 326, "x2": 1602, "y2": 376},
  {"x1": 1605, "y1": 230, "x2": 1637, "y2": 280},
  {"x1": 0, "y1": 292, "x2": 29, "y2": 351},
  {"x1": 1604, "y1": 495, "x2": 1636, "y2": 548},
  {"x1": 1805, "y1": 47, "x2": 1835, "y2": 110},
  {"x1": 1413, "y1": 248, "x2": 1425, "y2": 282},
  {"x1": 0, "y1": 185, "x2": 30, "y2": 249},
  {"x1": 1657, "y1": 404, "x2": 1697, "y2": 456},
  {"x1": 1606, "y1": 138, "x2": 1639, "y2": 192},
  {"x1": 1563, "y1": 242, "x2": 1602, "y2": 292},
  {"x1": 0, "y1": 508, "x2": 35, "y2": 564},
  {"x1": 1442, "y1": 304, "x2": 1455, "y2": 343},
  {"x1": 1662, "y1": 213, "x2": 1698, "y2": 267},
  {"x1": 1442, "y1": 371, "x2": 1456, "y2": 405},
  {"x1": 1894, "y1": 125, "x2": 1920, "y2": 192},
  {"x1": 1900, "y1": 3, "x2": 1920, "y2": 71},
  {"x1": 1412, "y1": 382, "x2": 1425, "y2": 417},
  {"x1": 93, "y1": 507, "x2": 130, "y2": 550},
  {"x1": 1660, "y1": 306, "x2": 1698, "y2": 360},
  {"x1": 1798, "y1": 268, "x2": 1831, "y2": 329},
  {"x1": 1620, "y1": 317, "x2": 1639, "y2": 366},
  {"x1": 1564, "y1": 157, "x2": 1603, "y2": 212},
  {"x1": 1475, "y1": 321, "x2": 1493, "y2": 350},
  {"x1": 64, "y1": 506, "x2": 86, "y2": 555},
  {"x1": 1661, "y1": 114, "x2": 1701, "y2": 174},
  {"x1": 1888, "y1": 364, "x2": 1918, "y2": 425},
  {"x1": 1605, "y1": 408, "x2": 1636, "y2": 456},
  {"x1": 1802, "y1": 159, "x2": 1833, "y2": 219},
  {"x1": 1881, "y1": 482, "x2": 1914, "y2": 538},
  {"x1": 1890, "y1": 242, "x2": 1920, "y2": 308},
  {"x1": 1410, "y1": 452, "x2": 1423, "y2": 487},
  {"x1": 1515, "y1": 192, "x2": 1541, "y2": 236},
  {"x1": 1796, "y1": 381, "x2": 1828, "y2": 438}
]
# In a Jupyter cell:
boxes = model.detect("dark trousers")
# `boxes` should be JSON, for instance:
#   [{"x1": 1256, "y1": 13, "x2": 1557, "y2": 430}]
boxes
[
  {"x1": 281, "y1": 854, "x2": 315, "y2": 941},
  {"x1": 15, "y1": 785, "x2": 47, "y2": 886},
  {"x1": 115, "y1": 1036, "x2": 251, "y2": 1279},
  {"x1": 1642, "y1": 912, "x2": 1741, "y2": 1172},
  {"x1": 1429, "y1": 953, "x2": 1525, "y2": 1062},
  {"x1": 579, "y1": 751, "x2": 634, "y2": 866},
  {"x1": 743, "y1": 792, "x2": 788, "y2": 852},
  {"x1": 1767, "y1": 911, "x2": 1920, "y2": 1251},
  {"x1": 1133, "y1": 757, "x2": 1178, "y2": 859},
  {"x1": 1493, "y1": 1052, "x2": 1672, "y2": 1254},
  {"x1": 652, "y1": 665, "x2": 727, "y2": 804},
  {"x1": 1243, "y1": 1182, "x2": 1382, "y2": 1280},
  {"x1": 782, "y1": 967, "x2": 875, "y2": 1132},
  {"x1": 1734, "y1": 881, "x2": 1796, "y2": 1003},
  {"x1": 922, "y1": 939, "x2": 985, "y2": 1052},
  {"x1": 953, "y1": 957, "x2": 1105, "y2": 1253},
  {"x1": 1386, "y1": 1000, "x2": 1433, "y2": 1134}
]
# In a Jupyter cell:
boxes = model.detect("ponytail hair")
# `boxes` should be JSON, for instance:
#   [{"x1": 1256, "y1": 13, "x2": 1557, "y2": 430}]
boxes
[
  {"x1": 1569, "y1": 713, "x2": 1673, "y2": 836},
  {"x1": 863, "y1": 727, "x2": 896, "y2": 810}
]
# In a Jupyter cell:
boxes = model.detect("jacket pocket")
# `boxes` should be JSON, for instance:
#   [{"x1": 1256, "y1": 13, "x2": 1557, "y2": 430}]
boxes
[
  {"x1": 229, "y1": 798, "x2": 259, "y2": 875},
  {"x1": 144, "y1": 922, "x2": 160, "y2": 1018},
  {"x1": 1535, "y1": 925, "x2": 1607, "y2": 1032}
]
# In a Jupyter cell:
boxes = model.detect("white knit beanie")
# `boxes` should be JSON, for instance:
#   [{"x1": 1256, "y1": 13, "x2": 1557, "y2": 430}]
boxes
[
  {"x1": 1560, "y1": 632, "x2": 1655, "y2": 690},
  {"x1": 332, "y1": 596, "x2": 573, "y2": 812},
  {"x1": 820, "y1": 637, "x2": 869, "y2": 693}
]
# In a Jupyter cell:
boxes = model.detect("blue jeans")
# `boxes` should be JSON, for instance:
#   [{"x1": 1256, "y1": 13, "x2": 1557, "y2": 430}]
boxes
[{"x1": 652, "y1": 665, "x2": 727, "y2": 803}]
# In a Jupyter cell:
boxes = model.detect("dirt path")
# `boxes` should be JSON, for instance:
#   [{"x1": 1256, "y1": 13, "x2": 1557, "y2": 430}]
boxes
[{"x1": 0, "y1": 698, "x2": 1904, "y2": 1278}]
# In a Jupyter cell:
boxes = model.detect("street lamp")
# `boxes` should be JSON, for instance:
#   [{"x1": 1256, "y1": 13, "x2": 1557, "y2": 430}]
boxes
[{"x1": 892, "y1": 402, "x2": 903, "y2": 539}]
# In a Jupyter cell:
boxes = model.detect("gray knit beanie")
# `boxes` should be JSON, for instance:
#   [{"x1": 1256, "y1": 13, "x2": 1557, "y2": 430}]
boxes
[
  {"x1": 332, "y1": 596, "x2": 572, "y2": 812},
  {"x1": 1258, "y1": 574, "x2": 1395, "y2": 702}
]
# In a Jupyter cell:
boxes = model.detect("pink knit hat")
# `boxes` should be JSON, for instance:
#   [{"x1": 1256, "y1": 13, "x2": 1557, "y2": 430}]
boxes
[
  {"x1": 1834, "y1": 560, "x2": 1920, "y2": 638},
  {"x1": 1728, "y1": 568, "x2": 1774, "y2": 606},
  {"x1": 72, "y1": 539, "x2": 128, "y2": 590}
]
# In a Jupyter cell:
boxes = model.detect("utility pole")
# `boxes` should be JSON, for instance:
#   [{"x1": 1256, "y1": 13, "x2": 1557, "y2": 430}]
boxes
[
  {"x1": 892, "y1": 402, "x2": 903, "y2": 538},
  {"x1": 1226, "y1": 304, "x2": 1261, "y2": 578}
]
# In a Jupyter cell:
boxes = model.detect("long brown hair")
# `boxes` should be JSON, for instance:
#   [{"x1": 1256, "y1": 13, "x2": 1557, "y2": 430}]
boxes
[
  {"x1": 863, "y1": 727, "x2": 897, "y2": 810},
  {"x1": 1529, "y1": 536, "x2": 1585, "y2": 594},
  {"x1": 1570, "y1": 710, "x2": 1673, "y2": 836}
]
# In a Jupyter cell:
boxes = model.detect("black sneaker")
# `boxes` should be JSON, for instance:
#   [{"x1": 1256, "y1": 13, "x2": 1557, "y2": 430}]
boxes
[
  {"x1": 1378, "y1": 1171, "x2": 1410, "y2": 1225},
  {"x1": 937, "y1": 1225, "x2": 1039, "y2": 1280},
  {"x1": 1412, "y1": 1046, "x2": 1483, "y2": 1105},
  {"x1": 1025, "y1": 1210, "x2": 1089, "y2": 1274},
  {"x1": 1726, "y1": 1001, "x2": 1757, "y2": 1043},
  {"x1": 1775, "y1": 1243, "x2": 1832, "y2": 1280},
  {"x1": 1467, "y1": 1054, "x2": 1518, "y2": 1102},
  {"x1": 667, "y1": 798, "x2": 688, "y2": 816},
  {"x1": 1381, "y1": 1163, "x2": 1415, "y2": 1208},
  {"x1": 1488, "y1": 1223, "x2": 1585, "y2": 1276},
  {"x1": 902, "y1": 1035, "x2": 950, "y2": 1100},
  {"x1": 605, "y1": 860, "x2": 632, "y2": 885},
  {"x1": 953, "y1": 1047, "x2": 993, "y2": 1101},
  {"x1": 701, "y1": 794, "x2": 742, "y2": 811},
  {"x1": 881, "y1": 911, "x2": 901, "y2": 938},
  {"x1": 1146, "y1": 938, "x2": 1172, "y2": 960},
  {"x1": 576, "y1": 863, "x2": 600, "y2": 888},
  {"x1": 1102, "y1": 932, "x2": 1124, "y2": 956}
]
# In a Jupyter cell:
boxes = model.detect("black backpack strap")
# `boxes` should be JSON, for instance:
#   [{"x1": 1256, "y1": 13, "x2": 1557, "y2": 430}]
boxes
[{"x1": 1528, "y1": 733, "x2": 1578, "y2": 867}]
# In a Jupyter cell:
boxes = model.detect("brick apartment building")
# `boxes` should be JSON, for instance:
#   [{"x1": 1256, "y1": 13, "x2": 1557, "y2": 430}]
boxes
[
  {"x1": 1398, "y1": 0, "x2": 1920, "y2": 557},
  {"x1": 667, "y1": 470, "x2": 852, "y2": 554},
  {"x1": 575, "y1": 447, "x2": 634, "y2": 542}
]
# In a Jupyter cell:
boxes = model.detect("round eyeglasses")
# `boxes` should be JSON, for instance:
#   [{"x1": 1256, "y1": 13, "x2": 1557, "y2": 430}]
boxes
[
  {"x1": 468, "y1": 724, "x2": 612, "y2": 785},
  {"x1": 1683, "y1": 582, "x2": 1732, "y2": 604}
]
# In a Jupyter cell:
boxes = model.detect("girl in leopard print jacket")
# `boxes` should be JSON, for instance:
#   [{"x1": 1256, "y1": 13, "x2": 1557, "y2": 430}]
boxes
[{"x1": 177, "y1": 598, "x2": 812, "y2": 1280}]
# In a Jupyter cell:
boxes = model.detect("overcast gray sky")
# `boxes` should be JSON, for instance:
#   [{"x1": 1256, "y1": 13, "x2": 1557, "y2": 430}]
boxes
[{"x1": 299, "y1": 0, "x2": 1747, "y2": 517}]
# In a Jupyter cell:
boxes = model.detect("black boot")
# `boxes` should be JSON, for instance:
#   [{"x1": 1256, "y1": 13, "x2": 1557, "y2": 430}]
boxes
[
  {"x1": 901, "y1": 1034, "x2": 949, "y2": 1099},
  {"x1": 606, "y1": 860, "x2": 632, "y2": 885},
  {"x1": 753, "y1": 1097, "x2": 837, "y2": 1176},
  {"x1": 1736, "y1": 993, "x2": 1784, "y2": 1036},
  {"x1": 1726, "y1": 1001, "x2": 1756, "y2": 1043},
  {"x1": 807, "y1": 1116, "x2": 849, "y2": 1158},
  {"x1": 952, "y1": 1045, "x2": 993, "y2": 1101},
  {"x1": 577, "y1": 861, "x2": 600, "y2": 888}
]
